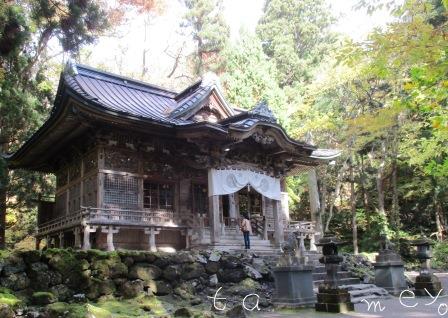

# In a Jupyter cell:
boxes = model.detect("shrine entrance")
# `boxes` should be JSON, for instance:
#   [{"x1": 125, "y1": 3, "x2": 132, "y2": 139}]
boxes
[{"x1": 237, "y1": 186, "x2": 262, "y2": 219}]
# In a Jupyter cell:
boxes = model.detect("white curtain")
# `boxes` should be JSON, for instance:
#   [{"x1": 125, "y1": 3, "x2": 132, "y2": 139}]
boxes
[{"x1": 208, "y1": 168, "x2": 281, "y2": 200}]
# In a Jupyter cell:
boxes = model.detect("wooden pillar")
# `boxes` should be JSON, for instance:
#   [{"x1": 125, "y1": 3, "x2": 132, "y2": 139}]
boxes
[
  {"x1": 208, "y1": 195, "x2": 221, "y2": 244},
  {"x1": 58, "y1": 232, "x2": 64, "y2": 248},
  {"x1": 229, "y1": 194, "x2": 237, "y2": 221},
  {"x1": 273, "y1": 200, "x2": 284, "y2": 246},
  {"x1": 102, "y1": 226, "x2": 119, "y2": 251},
  {"x1": 35, "y1": 237, "x2": 41, "y2": 250},
  {"x1": 73, "y1": 227, "x2": 82, "y2": 249},
  {"x1": 82, "y1": 225, "x2": 97, "y2": 250},
  {"x1": 145, "y1": 227, "x2": 160, "y2": 252}
]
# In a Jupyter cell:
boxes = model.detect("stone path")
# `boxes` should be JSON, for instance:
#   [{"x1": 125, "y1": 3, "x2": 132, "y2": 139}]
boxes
[{"x1": 254, "y1": 273, "x2": 448, "y2": 318}]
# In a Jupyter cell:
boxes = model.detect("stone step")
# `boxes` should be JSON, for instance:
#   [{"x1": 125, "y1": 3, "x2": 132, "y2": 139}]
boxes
[
  {"x1": 314, "y1": 277, "x2": 361, "y2": 286},
  {"x1": 339, "y1": 284, "x2": 390, "y2": 303},
  {"x1": 312, "y1": 271, "x2": 352, "y2": 281}
]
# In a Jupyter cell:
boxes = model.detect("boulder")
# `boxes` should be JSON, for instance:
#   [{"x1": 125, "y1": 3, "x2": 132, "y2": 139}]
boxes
[
  {"x1": 120, "y1": 280, "x2": 144, "y2": 298},
  {"x1": 21, "y1": 250, "x2": 41, "y2": 264},
  {"x1": 225, "y1": 305, "x2": 249, "y2": 318},
  {"x1": 218, "y1": 268, "x2": 245, "y2": 283},
  {"x1": 209, "y1": 274, "x2": 218, "y2": 287},
  {"x1": 50, "y1": 284, "x2": 73, "y2": 302},
  {"x1": 196, "y1": 254, "x2": 208, "y2": 264},
  {"x1": 98, "y1": 279, "x2": 116, "y2": 296},
  {"x1": 181, "y1": 263, "x2": 205, "y2": 280},
  {"x1": 153, "y1": 255, "x2": 170, "y2": 268},
  {"x1": 0, "y1": 304, "x2": 14, "y2": 318},
  {"x1": 154, "y1": 280, "x2": 172, "y2": 296},
  {"x1": 129, "y1": 263, "x2": 162, "y2": 281},
  {"x1": 205, "y1": 262, "x2": 220, "y2": 274},
  {"x1": 3, "y1": 255, "x2": 26, "y2": 275},
  {"x1": 0, "y1": 272, "x2": 30, "y2": 291},
  {"x1": 174, "y1": 307, "x2": 193, "y2": 317},
  {"x1": 31, "y1": 291, "x2": 57, "y2": 305},
  {"x1": 209, "y1": 251, "x2": 221, "y2": 262},
  {"x1": 244, "y1": 265, "x2": 262, "y2": 280},
  {"x1": 163, "y1": 265, "x2": 181, "y2": 282},
  {"x1": 220, "y1": 255, "x2": 240, "y2": 269},
  {"x1": 171, "y1": 252, "x2": 195, "y2": 264}
]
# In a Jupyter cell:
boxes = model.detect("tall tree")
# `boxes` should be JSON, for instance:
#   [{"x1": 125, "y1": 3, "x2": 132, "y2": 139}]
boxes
[
  {"x1": 0, "y1": 0, "x2": 112, "y2": 248},
  {"x1": 256, "y1": 0, "x2": 335, "y2": 89},
  {"x1": 182, "y1": 0, "x2": 230, "y2": 75}
]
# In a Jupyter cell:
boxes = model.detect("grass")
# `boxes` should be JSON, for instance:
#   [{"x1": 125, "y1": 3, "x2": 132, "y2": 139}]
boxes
[{"x1": 0, "y1": 288, "x2": 21, "y2": 308}]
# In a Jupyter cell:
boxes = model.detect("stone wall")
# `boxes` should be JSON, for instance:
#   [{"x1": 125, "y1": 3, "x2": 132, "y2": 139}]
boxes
[{"x1": 0, "y1": 249, "x2": 274, "y2": 316}]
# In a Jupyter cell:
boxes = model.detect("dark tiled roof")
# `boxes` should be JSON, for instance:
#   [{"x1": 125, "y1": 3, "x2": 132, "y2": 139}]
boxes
[{"x1": 66, "y1": 63, "x2": 191, "y2": 125}]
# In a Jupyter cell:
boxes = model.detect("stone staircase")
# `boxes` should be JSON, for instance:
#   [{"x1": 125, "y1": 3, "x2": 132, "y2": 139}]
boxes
[{"x1": 191, "y1": 228, "x2": 278, "y2": 254}]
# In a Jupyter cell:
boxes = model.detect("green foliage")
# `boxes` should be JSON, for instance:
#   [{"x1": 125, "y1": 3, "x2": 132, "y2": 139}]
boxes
[
  {"x1": 182, "y1": 0, "x2": 230, "y2": 75},
  {"x1": 257, "y1": 0, "x2": 336, "y2": 88},
  {"x1": 432, "y1": 241, "x2": 448, "y2": 269}
]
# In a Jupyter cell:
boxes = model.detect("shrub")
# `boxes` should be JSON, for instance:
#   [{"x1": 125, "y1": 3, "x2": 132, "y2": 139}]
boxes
[{"x1": 432, "y1": 241, "x2": 448, "y2": 270}]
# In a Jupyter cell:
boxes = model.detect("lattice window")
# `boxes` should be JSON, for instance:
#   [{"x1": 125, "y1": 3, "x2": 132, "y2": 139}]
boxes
[
  {"x1": 192, "y1": 184, "x2": 208, "y2": 215},
  {"x1": 104, "y1": 174, "x2": 139, "y2": 209},
  {"x1": 56, "y1": 169, "x2": 68, "y2": 189},
  {"x1": 68, "y1": 183, "x2": 81, "y2": 213},
  {"x1": 104, "y1": 149, "x2": 138, "y2": 173},
  {"x1": 143, "y1": 181, "x2": 174, "y2": 210},
  {"x1": 55, "y1": 191, "x2": 67, "y2": 216},
  {"x1": 69, "y1": 163, "x2": 81, "y2": 182},
  {"x1": 83, "y1": 175, "x2": 98, "y2": 207},
  {"x1": 84, "y1": 151, "x2": 98, "y2": 173}
]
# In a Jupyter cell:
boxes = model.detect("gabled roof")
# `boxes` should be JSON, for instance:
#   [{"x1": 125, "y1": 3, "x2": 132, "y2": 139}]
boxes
[
  {"x1": 6, "y1": 62, "x2": 339, "y2": 171},
  {"x1": 169, "y1": 72, "x2": 234, "y2": 120}
]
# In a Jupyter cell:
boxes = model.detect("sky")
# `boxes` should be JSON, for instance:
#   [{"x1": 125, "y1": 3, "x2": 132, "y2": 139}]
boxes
[{"x1": 80, "y1": 0, "x2": 398, "y2": 89}]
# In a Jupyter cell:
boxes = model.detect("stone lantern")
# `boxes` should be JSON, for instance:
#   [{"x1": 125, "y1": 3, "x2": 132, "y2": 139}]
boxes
[
  {"x1": 272, "y1": 233, "x2": 316, "y2": 308},
  {"x1": 373, "y1": 234, "x2": 407, "y2": 295},
  {"x1": 315, "y1": 233, "x2": 354, "y2": 313},
  {"x1": 410, "y1": 236, "x2": 442, "y2": 296}
]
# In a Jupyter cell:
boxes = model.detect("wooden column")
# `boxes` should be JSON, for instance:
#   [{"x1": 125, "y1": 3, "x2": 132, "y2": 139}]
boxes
[
  {"x1": 272, "y1": 200, "x2": 284, "y2": 246},
  {"x1": 73, "y1": 227, "x2": 82, "y2": 249},
  {"x1": 145, "y1": 227, "x2": 160, "y2": 252},
  {"x1": 208, "y1": 195, "x2": 221, "y2": 244},
  {"x1": 102, "y1": 226, "x2": 119, "y2": 251},
  {"x1": 35, "y1": 237, "x2": 41, "y2": 250},
  {"x1": 229, "y1": 193, "x2": 237, "y2": 220},
  {"x1": 82, "y1": 225, "x2": 97, "y2": 250}
]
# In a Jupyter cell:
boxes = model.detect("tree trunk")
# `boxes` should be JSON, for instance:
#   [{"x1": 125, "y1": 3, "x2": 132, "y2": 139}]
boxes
[
  {"x1": 350, "y1": 154, "x2": 358, "y2": 254},
  {"x1": 390, "y1": 127, "x2": 400, "y2": 232},
  {"x1": 319, "y1": 173, "x2": 327, "y2": 237},
  {"x1": 358, "y1": 154, "x2": 370, "y2": 212},
  {"x1": 307, "y1": 169, "x2": 322, "y2": 236},
  {"x1": 0, "y1": 143, "x2": 8, "y2": 249},
  {"x1": 432, "y1": 181, "x2": 445, "y2": 241},
  {"x1": 325, "y1": 159, "x2": 349, "y2": 232},
  {"x1": 375, "y1": 141, "x2": 388, "y2": 233}
]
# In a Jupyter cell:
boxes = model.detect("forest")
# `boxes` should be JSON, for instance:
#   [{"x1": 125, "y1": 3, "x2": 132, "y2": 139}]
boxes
[{"x1": 0, "y1": 0, "x2": 447, "y2": 256}]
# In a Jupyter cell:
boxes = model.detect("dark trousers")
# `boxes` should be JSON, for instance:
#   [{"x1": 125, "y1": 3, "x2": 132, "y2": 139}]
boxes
[{"x1": 243, "y1": 231, "x2": 250, "y2": 249}]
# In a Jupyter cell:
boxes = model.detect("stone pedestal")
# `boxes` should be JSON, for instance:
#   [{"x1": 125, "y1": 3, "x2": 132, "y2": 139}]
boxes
[
  {"x1": 415, "y1": 273, "x2": 443, "y2": 296},
  {"x1": 315, "y1": 233, "x2": 354, "y2": 313},
  {"x1": 315, "y1": 286, "x2": 354, "y2": 313},
  {"x1": 374, "y1": 249, "x2": 407, "y2": 295},
  {"x1": 272, "y1": 265, "x2": 316, "y2": 308}
]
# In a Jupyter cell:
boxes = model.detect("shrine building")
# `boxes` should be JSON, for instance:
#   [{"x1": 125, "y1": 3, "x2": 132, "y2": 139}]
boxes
[{"x1": 6, "y1": 62, "x2": 339, "y2": 252}]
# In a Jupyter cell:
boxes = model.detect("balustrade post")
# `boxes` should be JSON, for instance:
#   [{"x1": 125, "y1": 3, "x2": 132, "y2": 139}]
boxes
[
  {"x1": 145, "y1": 227, "x2": 160, "y2": 252},
  {"x1": 82, "y1": 225, "x2": 97, "y2": 250},
  {"x1": 102, "y1": 226, "x2": 120, "y2": 251},
  {"x1": 73, "y1": 227, "x2": 82, "y2": 249},
  {"x1": 309, "y1": 233, "x2": 317, "y2": 252},
  {"x1": 58, "y1": 232, "x2": 64, "y2": 248}
]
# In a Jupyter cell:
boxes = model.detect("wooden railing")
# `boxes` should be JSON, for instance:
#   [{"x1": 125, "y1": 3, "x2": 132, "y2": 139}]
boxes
[
  {"x1": 37, "y1": 207, "x2": 195, "y2": 236},
  {"x1": 286, "y1": 221, "x2": 318, "y2": 251}
]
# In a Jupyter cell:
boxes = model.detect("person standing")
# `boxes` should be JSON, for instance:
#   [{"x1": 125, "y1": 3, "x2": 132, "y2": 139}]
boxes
[{"x1": 240, "y1": 213, "x2": 252, "y2": 249}]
